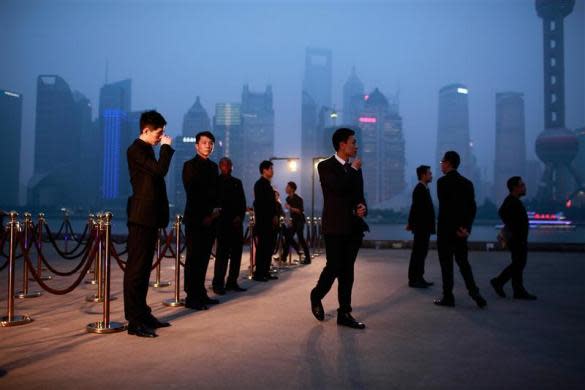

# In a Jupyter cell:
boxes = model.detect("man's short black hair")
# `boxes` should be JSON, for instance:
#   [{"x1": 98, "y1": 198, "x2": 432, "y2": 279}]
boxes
[
  {"x1": 287, "y1": 181, "x2": 297, "y2": 191},
  {"x1": 259, "y1": 160, "x2": 273, "y2": 174},
  {"x1": 219, "y1": 157, "x2": 232, "y2": 165},
  {"x1": 196, "y1": 131, "x2": 215, "y2": 143},
  {"x1": 507, "y1": 176, "x2": 522, "y2": 192},
  {"x1": 441, "y1": 150, "x2": 461, "y2": 169},
  {"x1": 416, "y1": 165, "x2": 431, "y2": 180},
  {"x1": 139, "y1": 110, "x2": 166, "y2": 134},
  {"x1": 332, "y1": 127, "x2": 355, "y2": 151}
]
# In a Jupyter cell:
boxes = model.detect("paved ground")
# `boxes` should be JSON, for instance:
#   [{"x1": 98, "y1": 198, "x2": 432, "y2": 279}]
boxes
[{"x1": 1, "y1": 247, "x2": 584, "y2": 389}]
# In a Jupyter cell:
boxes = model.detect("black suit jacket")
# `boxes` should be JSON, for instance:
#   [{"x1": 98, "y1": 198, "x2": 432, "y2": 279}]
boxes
[
  {"x1": 499, "y1": 195, "x2": 529, "y2": 243},
  {"x1": 285, "y1": 193, "x2": 306, "y2": 228},
  {"x1": 218, "y1": 174, "x2": 247, "y2": 228},
  {"x1": 182, "y1": 155, "x2": 219, "y2": 227},
  {"x1": 126, "y1": 139, "x2": 174, "y2": 228},
  {"x1": 437, "y1": 170, "x2": 476, "y2": 238},
  {"x1": 408, "y1": 183, "x2": 436, "y2": 234},
  {"x1": 318, "y1": 156, "x2": 368, "y2": 236},
  {"x1": 253, "y1": 176, "x2": 277, "y2": 233}
]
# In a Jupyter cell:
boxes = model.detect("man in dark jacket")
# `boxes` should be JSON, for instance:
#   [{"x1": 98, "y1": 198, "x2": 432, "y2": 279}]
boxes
[
  {"x1": 125, "y1": 110, "x2": 174, "y2": 338},
  {"x1": 183, "y1": 131, "x2": 220, "y2": 310},
  {"x1": 491, "y1": 177, "x2": 536, "y2": 300},
  {"x1": 252, "y1": 160, "x2": 279, "y2": 282},
  {"x1": 284, "y1": 181, "x2": 311, "y2": 264},
  {"x1": 212, "y1": 157, "x2": 247, "y2": 294},
  {"x1": 435, "y1": 151, "x2": 486, "y2": 308},
  {"x1": 406, "y1": 165, "x2": 435, "y2": 288},
  {"x1": 310, "y1": 128, "x2": 368, "y2": 329}
]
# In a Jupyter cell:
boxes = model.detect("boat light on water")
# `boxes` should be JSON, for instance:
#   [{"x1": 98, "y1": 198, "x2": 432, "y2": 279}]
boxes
[{"x1": 496, "y1": 211, "x2": 576, "y2": 230}]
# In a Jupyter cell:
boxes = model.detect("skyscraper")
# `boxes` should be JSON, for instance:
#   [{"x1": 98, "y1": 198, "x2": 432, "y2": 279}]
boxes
[
  {"x1": 0, "y1": 89, "x2": 23, "y2": 207},
  {"x1": 241, "y1": 85, "x2": 274, "y2": 201},
  {"x1": 436, "y1": 84, "x2": 473, "y2": 179},
  {"x1": 182, "y1": 96, "x2": 211, "y2": 137},
  {"x1": 213, "y1": 102, "x2": 242, "y2": 166},
  {"x1": 342, "y1": 67, "x2": 365, "y2": 126},
  {"x1": 29, "y1": 75, "x2": 82, "y2": 208},
  {"x1": 99, "y1": 79, "x2": 132, "y2": 201},
  {"x1": 358, "y1": 88, "x2": 405, "y2": 206},
  {"x1": 494, "y1": 92, "x2": 526, "y2": 203},
  {"x1": 74, "y1": 91, "x2": 98, "y2": 208},
  {"x1": 301, "y1": 47, "x2": 332, "y2": 203}
]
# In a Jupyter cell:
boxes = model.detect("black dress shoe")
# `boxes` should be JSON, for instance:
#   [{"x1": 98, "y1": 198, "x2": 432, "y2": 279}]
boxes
[
  {"x1": 146, "y1": 316, "x2": 171, "y2": 328},
  {"x1": 408, "y1": 280, "x2": 429, "y2": 288},
  {"x1": 266, "y1": 274, "x2": 279, "y2": 280},
  {"x1": 337, "y1": 312, "x2": 365, "y2": 329},
  {"x1": 185, "y1": 302, "x2": 208, "y2": 310},
  {"x1": 203, "y1": 296, "x2": 220, "y2": 305},
  {"x1": 225, "y1": 283, "x2": 247, "y2": 292},
  {"x1": 434, "y1": 297, "x2": 455, "y2": 307},
  {"x1": 471, "y1": 293, "x2": 487, "y2": 308},
  {"x1": 490, "y1": 278, "x2": 506, "y2": 298},
  {"x1": 212, "y1": 287, "x2": 226, "y2": 295},
  {"x1": 310, "y1": 289, "x2": 324, "y2": 321},
  {"x1": 514, "y1": 291, "x2": 537, "y2": 300},
  {"x1": 252, "y1": 275, "x2": 268, "y2": 282},
  {"x1": 128, "y1": 323, "x2": 158, "y2": 338}
]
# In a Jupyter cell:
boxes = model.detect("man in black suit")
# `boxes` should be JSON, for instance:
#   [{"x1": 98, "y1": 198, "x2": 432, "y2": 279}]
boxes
[
  {"x1": 212, "y1": 157, "x2": 247, "y2": 295},
  {"x1": 253, "y1": 160, "x2": 279, "y2": 282},
  {"x1": 310, "y1": 128, "x2": 368, "y2": 329},
  {"x1": 406, "y1": 165, "x2": 435, "y2": 288},
  {"x1": 183, "y1": 131, "x2": 220, "y2": 310},
  {"x1": 435, "y1": 151, "x2": 486, "y2": 308},
  {"x1": 125, "y1": 110, "x2": 174, "y2": 338},
  {"x1": 491, "y1": 177, "x2": 537, "y2": 300},
  {"x1": 284, "y1": 181, "x2": 311, "y2": 264}
]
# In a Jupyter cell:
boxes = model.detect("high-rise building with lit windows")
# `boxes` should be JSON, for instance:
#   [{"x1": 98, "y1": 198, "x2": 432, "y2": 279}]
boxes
[{"x1": 0, "y1": 89, "x2": 23, "y2": 207}]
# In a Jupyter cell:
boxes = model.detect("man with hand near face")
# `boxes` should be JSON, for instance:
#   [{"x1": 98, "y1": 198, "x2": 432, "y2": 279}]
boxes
[
  {"x1": 125, "y1": 110, "x2": 174, "y2": 338},
  {"x1": 183, "y1": 131, "x2": 220, "y2": 310},
  {"x1": 310, "y1": 128, "x2": 369, "y2": 329}
]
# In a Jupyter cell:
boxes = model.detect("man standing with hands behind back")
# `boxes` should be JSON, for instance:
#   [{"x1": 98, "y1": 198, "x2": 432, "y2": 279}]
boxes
[
  {"x1": 310, "y1": 127, "x2": 368, "y2": 329},
  {"x1": 125, "y1": 110, "x2": 174, "y2": 338},
  {"x1": 435, "y1": 150, "x2": 486, "y2": 309},
  {"x1": 183, "y1": 131, "x2": 220, "y2": 311}
]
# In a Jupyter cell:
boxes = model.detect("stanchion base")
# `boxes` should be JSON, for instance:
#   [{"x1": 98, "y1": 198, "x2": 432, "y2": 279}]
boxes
[
  {"x1": 86, "y1": 321, "x2": 127, "y2": 334},
  {"x1": 85, "y1": 279, "x2": 98, "y2": 285},
  {"x1": 163, "y1": 298, "x2": 185, "y2": 307},
  {"x1": 15, "y1": 290, "x2": 42, "y2": 299},
  {"x1": 30, "y1": 275, "x2": 53, "y2": 281},
  {"x1": 149, "y1": 281, "x2": 172, "y2": 288},
  {"x1": 86, "y1": 294, "x2": 117, "y2": 303},
  {"x1": 1, "y1": 315, "x2": 33, "y2": 327}
]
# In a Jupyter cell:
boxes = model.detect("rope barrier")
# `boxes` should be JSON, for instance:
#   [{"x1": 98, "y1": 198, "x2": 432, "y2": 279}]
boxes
[{"x1": 43, "y1": 222, "x2": 91, "y2": 258}]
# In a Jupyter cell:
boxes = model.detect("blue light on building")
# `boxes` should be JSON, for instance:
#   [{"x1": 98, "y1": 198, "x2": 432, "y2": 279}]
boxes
[{"x1": 102, "y1": 109, "x2": 127, "y2": 199}]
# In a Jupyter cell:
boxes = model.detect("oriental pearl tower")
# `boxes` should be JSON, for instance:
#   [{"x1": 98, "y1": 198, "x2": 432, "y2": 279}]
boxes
[{"x1": 534, "y1": 0, "x2": 582, "y2": 203}]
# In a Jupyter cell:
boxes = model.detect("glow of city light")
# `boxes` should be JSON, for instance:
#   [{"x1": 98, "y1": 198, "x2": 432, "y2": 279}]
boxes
[
  {"x1": 4, "y1": 91, "x2": 20, "y2": 98},
  {"x1": 330, "y1": 111, "x2": 338, "y2": 119},
  {"x1": 359, "y1": 117, "x2": 377, "y2": 123},
  {"x1": 182, "y1": 137, "x2": 196, "y2": 143},
  {"x1": 288, "y1": 159, "x2": 298, "y2": 172},
  {"x1": 457, "y1": 88, "x2": 468, "y2": 94},
  {"x1": 364, "y1": 95, "x2": 369, "y2": 101}
]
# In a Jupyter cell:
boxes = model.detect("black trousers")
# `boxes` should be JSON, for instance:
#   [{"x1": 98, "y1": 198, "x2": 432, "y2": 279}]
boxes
[
  {"x1": 494, "y1": 239, "x2": 528, "y2": 293},
  {"x1": 408, "y1": 231, "x2": 431, "y2": 283},
  {"x1": 254, "y1": 226, "x2": 275, "y2": 278},
  {"x1": 283, "y1": 222, "x2": 310, "y2": 260},
  {"x1": 184, "y1": 224, "x2": 215, "y2": 303},
  {"x1": 213, "y1": 223, "x2": 244, "y2": 288},
  {"x1": 437, "y1": 235, "x2": 480, "y2": 298},
  {"x1": 313, "y1": 234, "x2": 362, "y2": 313},
  {"x1": 124, "y1": 223, "x2": 158, "y2": 324}
]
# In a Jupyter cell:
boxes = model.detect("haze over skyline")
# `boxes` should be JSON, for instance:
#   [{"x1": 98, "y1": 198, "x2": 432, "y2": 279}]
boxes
[{"x1": 1, "y1": 0, "x2": 583, "y2": 199}]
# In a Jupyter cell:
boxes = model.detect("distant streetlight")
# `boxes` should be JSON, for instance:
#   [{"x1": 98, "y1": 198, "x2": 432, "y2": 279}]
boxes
[{"x1": 269, "y1": 156, "x2": 300, "y2": 172}]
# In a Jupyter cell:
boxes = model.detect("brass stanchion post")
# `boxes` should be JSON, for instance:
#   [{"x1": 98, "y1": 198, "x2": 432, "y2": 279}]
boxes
[
  {"x1": 1, "y1": 211, "x2": 33, "y2": 327},
  {"x1": 164, "y1": 215, "x2": 184, "y2": 307},
  {"x1": 247, "y1": 211, "x2": 256, "y2": 279},
  {"x1": 34, "y1": 213, "x2": 52, "y2": 281},
  {"x1": 85, "y1": 213, "x2": 100, "y2": 285},
  {"x1": 15, "y1": 212, "x2": 41, "y2": 299},
  {"x1": 150, "y1": 228, "x2": 171, "y2": 288},
  {"x1": 87, "y1": 212, "x2": 126, "y2": 333},
  {"x1": 86, "y1": 214, "x2": 104, "y2": 302}
]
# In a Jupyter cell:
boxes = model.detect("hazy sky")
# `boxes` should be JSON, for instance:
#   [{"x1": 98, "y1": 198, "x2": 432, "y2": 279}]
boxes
[{"x1": 1, "y1": 0, "x2": 583, "y2": 192}]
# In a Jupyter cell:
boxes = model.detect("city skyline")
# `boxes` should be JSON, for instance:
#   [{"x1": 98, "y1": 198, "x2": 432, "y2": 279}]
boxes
[{"x1": 1, "y1": 0, "x2": 583, "y2": 206}]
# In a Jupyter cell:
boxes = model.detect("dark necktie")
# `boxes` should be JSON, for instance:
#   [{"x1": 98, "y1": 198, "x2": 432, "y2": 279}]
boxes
[{"x1": 344, "y1": 161, "x2": 351, "y2": 173}]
